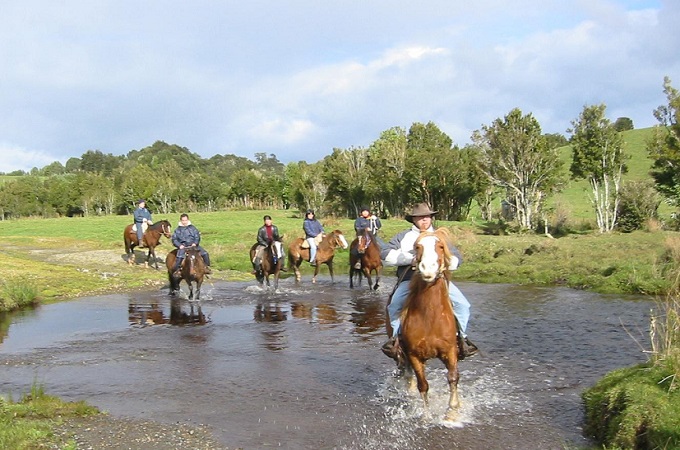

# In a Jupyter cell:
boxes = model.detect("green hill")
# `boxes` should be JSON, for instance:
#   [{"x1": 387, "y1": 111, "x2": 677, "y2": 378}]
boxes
[{"x1": 549, "y1": 126, "x2": 671, "y2": 223}]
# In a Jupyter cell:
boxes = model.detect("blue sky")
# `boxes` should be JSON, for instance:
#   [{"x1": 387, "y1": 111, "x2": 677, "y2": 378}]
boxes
[{"x1": 0, "y1": 0, "x2": 677, "y2": 173}]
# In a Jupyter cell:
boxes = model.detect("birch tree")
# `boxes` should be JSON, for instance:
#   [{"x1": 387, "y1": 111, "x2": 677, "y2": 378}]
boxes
[
  {"x1": 569, "y1": 104, "x2": 627, "y2": 233},
  {"x1": 472, "y1": 108, "x2": 564, "y2": 230}
]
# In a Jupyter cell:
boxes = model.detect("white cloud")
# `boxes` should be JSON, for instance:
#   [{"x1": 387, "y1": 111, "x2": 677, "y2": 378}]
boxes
[
  {"x1": 0, "y1": 144, "x2": 62, "y2": 173},
  {"x1": 0, "y1": 1, "x2": 676, "y2": 171}
]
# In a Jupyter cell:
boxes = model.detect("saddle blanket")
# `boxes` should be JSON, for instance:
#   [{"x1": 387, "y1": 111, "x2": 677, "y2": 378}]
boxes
[{"x1": 300, "y1": 234, "x2": 323, "y2": 249}]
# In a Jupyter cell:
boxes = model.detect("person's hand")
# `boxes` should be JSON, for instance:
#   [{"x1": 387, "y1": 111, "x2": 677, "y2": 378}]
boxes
[
  {"x1": 179, "y1": 245, "x2": 185, "y2": 249},
  {"x1": 191, "y1": 243, "x2": 197, "y2": 247}
]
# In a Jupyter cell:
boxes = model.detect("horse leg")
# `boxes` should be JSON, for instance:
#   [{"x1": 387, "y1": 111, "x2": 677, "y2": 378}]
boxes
[
  {"x1": 363, "y1": 267, "x2": 372, "y2": 290},
  {"x1": 293, "y1": 259, "x2": 302, "y2": 283},
  {"x1": 328, "y1": 261, "x2": 334, "y2": 283},
  {"x1": 349, "y1": 266, "x2": 355, "y2": 288},
  {"x1": 195, "y1": 279, "x2": 202, "y2": 301},
  {"x1": 188, "y1": 282, "x2": 194, "y2": 300},
  {"x1": 409, "y1": 356, "x2": 430, "y2": 408},
  {"x1": 373, "y1": 267, "x2": 382, "y2": 291},
  {"x1": 150, "y1": 248, "x2": 159, "y2": 270},
  {"x1": 441, "y1": 351, "x2": 461, "y2": 421}
]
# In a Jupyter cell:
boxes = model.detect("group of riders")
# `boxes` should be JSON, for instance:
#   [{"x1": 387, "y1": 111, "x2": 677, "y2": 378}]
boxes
[{"x1": 132, "y1": 199, "x2": 478, "y2": 360}]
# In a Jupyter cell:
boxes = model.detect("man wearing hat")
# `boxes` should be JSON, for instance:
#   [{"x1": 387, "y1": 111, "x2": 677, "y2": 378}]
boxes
[
  {"x1": 380, "y1": 202, "x2": 478, "y2": 360},
  {"x1": 133, "y1": 199, "x2": 153, "y2": 247}
]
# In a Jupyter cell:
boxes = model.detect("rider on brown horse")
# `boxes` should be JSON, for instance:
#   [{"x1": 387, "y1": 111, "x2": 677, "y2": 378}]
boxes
[
  {"x1": 303, "y1": 209, "x2": 325, "y2": 266},
  {"x1": 352, "y1": 205, "x2": 382, "y2": 269},
  {"x1": 170, "y1": 213, "x2": 212, "y2": 277},
  {"x1": 133, "y1": 199, "x2": 153, "y2": 247},
  {"x1": 380, "y1": 203, "x2": 478, "y2": 360},
  {"x1": 252, "y1": 215, "x2": 286, "y2": 274}
]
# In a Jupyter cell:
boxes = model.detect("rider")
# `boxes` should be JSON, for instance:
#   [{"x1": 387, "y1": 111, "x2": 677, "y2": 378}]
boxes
[
  {"x1": 133, "y1": 199, "x2": 153, "y2": 247},
  {"x1": 380, "y1": 202, "x2": 478, "y2": 360},
  {"x1": 170, "y1": 213, "x2": 212, "y2": 277},
  {"x1": 252, "y1": 215, "x2": 286, "y2": 274},
  {"x1": 352, "y1": 206, "x2": 382, "y2": 269},
  {"x1": 354, "y1": 205, "x2": 382, "y2": 236},
  {"x1": 303, "y1": 209, "x2": 324, "y2": 266}
]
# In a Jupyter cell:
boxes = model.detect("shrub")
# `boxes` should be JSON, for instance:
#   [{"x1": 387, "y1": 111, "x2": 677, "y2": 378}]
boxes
[{"x1": 616, "y1": 180, "x2": 661, "y2": 232}]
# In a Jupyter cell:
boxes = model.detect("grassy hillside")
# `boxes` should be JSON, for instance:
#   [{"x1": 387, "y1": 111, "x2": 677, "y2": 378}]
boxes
[{"x1": 548, "y1": 126, "x2": 672, "y2": 224}]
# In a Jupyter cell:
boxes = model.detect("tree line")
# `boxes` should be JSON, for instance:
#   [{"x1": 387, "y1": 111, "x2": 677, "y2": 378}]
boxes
[{"x1": 2, "y1": 77, "x2": 679, "y2": 233}]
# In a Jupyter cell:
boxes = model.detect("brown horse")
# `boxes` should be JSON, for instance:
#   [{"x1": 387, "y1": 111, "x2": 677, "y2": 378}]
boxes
[
  {"x1": 166, "y1": 248, "x2": 207, "y2": 300},
  {"x1": 249, "y1": 240, "x2": 285, "y2": 290},
  {"x1": 123, "y1": 220, "x2": 172, "y2": 269},
  {"x1": 349, "y1": 230, "x2": 382, "y2": 290},
  {"x1": 287, "y1": 230, "x2": 349, "y2": 283},
  {"x1": 387, "y1": 228, "x2": 460, "y2": 422}
]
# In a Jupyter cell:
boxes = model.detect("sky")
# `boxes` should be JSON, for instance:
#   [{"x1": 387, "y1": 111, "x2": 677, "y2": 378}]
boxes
[{"x1": 1, "y1": 0, "x2": 678, "y2": 173}]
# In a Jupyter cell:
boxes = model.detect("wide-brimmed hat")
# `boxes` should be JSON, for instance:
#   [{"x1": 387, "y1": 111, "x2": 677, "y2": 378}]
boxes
[{"x1": 405, "y1": 203, "x2": 438, "y2": 223}]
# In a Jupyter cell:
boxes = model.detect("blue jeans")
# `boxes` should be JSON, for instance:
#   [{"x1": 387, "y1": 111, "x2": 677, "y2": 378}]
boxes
[
  {"x1": 306, "y1": 238, "x2": 318, "y2": 262},
  {"x1": 175, "y1": 247, "x2": 210, "y2": 269},
  {"x1": 387, "y1": 278, "x2": 470, "y2": 338}
]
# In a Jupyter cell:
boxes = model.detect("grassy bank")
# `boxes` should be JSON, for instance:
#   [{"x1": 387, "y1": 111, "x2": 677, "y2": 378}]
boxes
[
  {"x1": 0, "y1": 384, "x2": 98, "y2": 449},
  {"x1": 0, "y1": 210, "x2": 676, "y2": 309}
]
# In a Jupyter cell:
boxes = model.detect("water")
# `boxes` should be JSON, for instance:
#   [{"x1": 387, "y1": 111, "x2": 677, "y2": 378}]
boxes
[{"x1": 0, "y1": 277, "x2": 653, "y2": 449}]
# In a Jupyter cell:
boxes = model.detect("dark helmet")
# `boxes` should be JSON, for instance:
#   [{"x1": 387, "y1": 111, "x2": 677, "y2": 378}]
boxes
[
  {"x1": 137, "y1": 199, "x2": 146, "y2": 204},
  {"x1": 360, "y1": 205, "x2": 370, "y2": 213},
  {"x1": 306, "y1": 209, "x2": 315, "y2": 215},
  {"x1": 263, "y1": 215, "x2": 272, "y2": 221}
]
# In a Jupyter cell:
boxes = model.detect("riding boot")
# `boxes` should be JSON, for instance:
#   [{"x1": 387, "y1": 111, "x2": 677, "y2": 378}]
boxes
[
  {"x1": 280, "y1": 258, "x2": 288, "y2": 272},
  {"x1": 172, "y1": 259, "x2": 183, "y2": 277},
  {"x1": 202, "y1": 255, "x2": 212, "y2": 274},
  {"x1": 353, "y1": 261, "x2": 362, "y2": 270},
  {"x1": 381, "y1": 336, "x2": 400, "y2": 360},
  {"x1": 251, "y1": 262, "x2": 261, "y2": 275},
  {"x1": 457, "y1": 335, "x2": 479, "y2": 360}
]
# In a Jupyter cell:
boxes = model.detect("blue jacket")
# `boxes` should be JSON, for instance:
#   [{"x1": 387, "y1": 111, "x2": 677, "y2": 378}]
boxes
[
  {"x1": 172, "y1": 223, "x2": 201, "y2": 248},
  {"x1": 133, "y1": 207, "x2": 152, "y2": 224},
  {"x1": 354, "y1": 215, "x2": 382, "y2": 235},
  {"x1": 303, "y1": 218, "x2": 324, "y2": 238}
]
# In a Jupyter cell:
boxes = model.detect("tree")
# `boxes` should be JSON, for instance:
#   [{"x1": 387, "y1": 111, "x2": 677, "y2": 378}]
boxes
[
  {"x1": 647, "y1": 76, "x2": 680, "y2": 209},
  {"x1": 613, "y1": 117, "x2": 634, "y2": 132},
  {"x1": 365, "y1": 127, "x2": 409, "y2": 217},
  {"x1": 472, "y1": 108, "x2": 564, "y2": 230},
  {"x1": 569, "y1": 104, "x2": 628, "y2": 233}
]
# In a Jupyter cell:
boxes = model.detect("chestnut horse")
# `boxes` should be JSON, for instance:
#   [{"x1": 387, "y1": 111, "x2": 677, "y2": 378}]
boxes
[
  {"x1": 349, "y1": 230, "x2": 382, "y2": 290},
  {"x1": 123, "y1": 220, "x2": 172, "y2": 269},
  {"x1": 166, "y1": 248, "x2": 207, "y2": 300},
  {"x1": 249, "y1": 240, "x2": 285, "y2": 290},
  {"x1": 287, "y1": 230, "x2": 349, "y2": 283},
  {"x1": 387, "y1": 228, "x2": 460, "y2": 421}
]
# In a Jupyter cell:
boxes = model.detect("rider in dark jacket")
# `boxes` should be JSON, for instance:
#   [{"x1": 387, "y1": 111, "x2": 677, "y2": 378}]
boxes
[
  {"x1": 171, "y1": 213, "x2": 211, "y2": 276},
  {"x1": 133, "y1": 199, "x2": 153, "y2": 247},
  {"x1": 252, "y1": 215, "x2": 286, "y2": 274}
]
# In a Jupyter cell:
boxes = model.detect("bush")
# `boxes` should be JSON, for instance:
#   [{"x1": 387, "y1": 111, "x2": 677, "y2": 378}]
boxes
[
  {"x1": 616, "y1": 180, "x2": 661, "y2": 232},
  {"x1": 0, "y1": 280, "x2": 38, "y2": 312}
]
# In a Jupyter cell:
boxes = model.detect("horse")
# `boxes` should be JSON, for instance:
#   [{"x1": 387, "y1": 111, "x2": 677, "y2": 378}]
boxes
[
  {"x1": 349, "y1": 230, "x2": 382, "y2": 290},
  {"x1": 386, "y1": 228, "x2": 460, "y2": 422},
  {"x1": 249, "y1": 240, "x2": 285, "y2": 290},
  {"x1": 123, "y1": 220, "x2": 172, "y2": 269},
  {"x1": 166, "y1": 247, "x2": 207, "y2": 300},
  {"x1": 287, "y1": 230, "x2": 349, "y2": 283}
]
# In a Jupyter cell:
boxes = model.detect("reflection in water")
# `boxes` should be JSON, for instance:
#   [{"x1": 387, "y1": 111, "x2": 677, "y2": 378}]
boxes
[
  {"x1": 128, "y1": 298, "x2": 207, "y2": 326},
  {"x1": 170, "y1": 298, "x2": 207, "y2": 326},
  {"x1": 0, "y1": 281, "x2": 655, "y2": 450}
]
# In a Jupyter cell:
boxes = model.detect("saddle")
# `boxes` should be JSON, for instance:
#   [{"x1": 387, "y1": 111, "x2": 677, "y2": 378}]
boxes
[
  {"x1": 300, "y1": 234, "x2": 323, "y2": 249},
  {"x1": 131, "y1": 222, "x2": 149, "y2": 233}
]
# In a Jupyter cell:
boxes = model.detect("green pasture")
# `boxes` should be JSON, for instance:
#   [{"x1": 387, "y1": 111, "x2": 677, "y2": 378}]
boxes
[{"x1": 0, "y1": 210, "x2": 677, "y2": 306}]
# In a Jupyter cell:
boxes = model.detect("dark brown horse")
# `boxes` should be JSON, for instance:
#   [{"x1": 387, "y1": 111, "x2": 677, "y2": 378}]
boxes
[
  {"x1": 287, "y1": 230, "x2": 349, "y2": 284},
  {"x1": 386, "y1": 228, "x2": 460, "y2": 421},
  {"x1": 123, "y1": 220, "x2": 172, "y2": 269},
  {"x1": 166, "y1": 248, "x2": 207, "y2": 300},
  {"x1": 249, "y1": 240, "x2": 285, "y2": 290},
  {"x1": 349, "y1": 230, "x2": 382, "y2": 290}
]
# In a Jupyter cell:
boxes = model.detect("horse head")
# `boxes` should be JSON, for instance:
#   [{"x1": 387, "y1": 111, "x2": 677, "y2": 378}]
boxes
[
  {"x1": 413, "y1": 228, "x2": 452, "y2": 283},
  {"x1": 158, "y1": 220, "x2": 172, "y2": 238},
  {"x1": 271, "y1": 241, "x2": 284, "y2": 260},
  {"x1": 328, "y1": 230, "x2": 349, "y2": 250}
]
